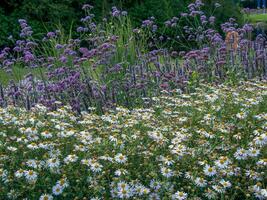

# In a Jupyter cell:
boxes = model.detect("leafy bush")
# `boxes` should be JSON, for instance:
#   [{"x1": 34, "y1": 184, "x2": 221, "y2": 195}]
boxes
[
  {"x1": 0, "y1": 0, "x2": 243, "y2": 47},
  {"x1": 0, "y1": 0, "x2": 88, "y2": 46}
]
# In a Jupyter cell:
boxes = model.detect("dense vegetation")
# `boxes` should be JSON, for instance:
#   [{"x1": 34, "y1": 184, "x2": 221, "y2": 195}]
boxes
[
  {"x1": 0, "y1": 0, "x2": 266, "y2": 113},
  {"x1": 0, "y1": 0, "x2": 266, "y2": 199},
  {"x1": 0, "y1": 80, "x2": 267, "y2": 199},
  {"x1": 0, "y1": 0, "x2": 242, "y2": 47}
]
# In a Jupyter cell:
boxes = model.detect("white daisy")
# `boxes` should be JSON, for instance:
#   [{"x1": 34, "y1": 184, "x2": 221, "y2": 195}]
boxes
[
  {"x1": 52, "y1": 184, "x2": 63, "y2": 195},
  {"x1": 14, "y1": 169, "x2": 24, "y2": 178},
  {"x1": 39, "y1": 194, "x2": 53, "y2": 200},
  {"x1": 219, "y1": 179, "x2": 231, "y2": 188},
  {"x1": 114, "y1": 153, "x2": 127, "y2": 163},
  {"x1": 234, "y1": 148, "x2": 248, "y2": 160},
  {"x1": 248, "y1": 148, "x2": 260, "y2": 157},
  {"x1": 172, "y1": 191, "x2": 187, "y2": 200},
  {"x1": 203, "y1": 165, "x2": 217, "y2": 177},
  {"x1": 161, "y1": 167, "x2": 174, "y2": 178},
  {"x1": 194, "y1": 177, "x2": 207, "y2": 187},
  {"x1": 24, "y1": 170, "x2": 38, "y2": 182}
]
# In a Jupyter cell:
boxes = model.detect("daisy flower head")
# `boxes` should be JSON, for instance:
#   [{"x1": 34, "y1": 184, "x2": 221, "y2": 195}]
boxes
[
  {"x1": 149, "y1": 192, "x2": 161, "y2": 200},
  {"x1": 194, "y1": 177, "x2": 207, "y2": 187},
  {"x1": 52, "y1": 184, "x2": 63, "y2": 196},
  {"x1": 161, "y1": 167, "x2": 174, "y2": 178},
  {"x1": 14, "y1": 169, "x2": 24, "y2": 178},
  {"x1": 47, "y1": 158, "x2": 60, "y2": 168},
  {"x1": 219, "y1": 179, "x2": 232, "y2": 188},
  {"x1": 234, "y1": 148, "x2": 248, "y2": 160},
  {"x1": 115, "y1": 153, "x2": 127, "y2": 163},
  {"x1": 212, "y1": 185, "x2": 224, "y2": 193},
  {"x1": 140, "y1": 187, "x2": 150, "y2": 195},
  {"x1": 116, "y1": 181, "x2": 133, "y2": 199},
  {"x1": 172, "y1": 191, "x2": 188, "y2": 200},
  {"x1": 39, "y1": 194, "x2": 53, "y2": 200},
  {"x1": 256, "y1": 158, "x2": 267, "y2": 166},
  {"x1": 248, "y1": 148, "x2": 260, "y2": 157},
  {"x1": 215, "y1": 156, "x2": 230, "y2": 169},
  {"x1": 90, "y1": 162, "x2": 103, "y2": 173},
  {"x1": 149, "y1": 179, "x2": 161, "y2": 190},
  {"x1": 203, "y1": 164, "x2": 217, "y2": 177},
  {"x1": 26, "y1": 159, "x2": 38, "y2": 169},
  {"x1": 56, "y1": 178, "x2": 69, "y2": 189},
  {"x1": 63, "y1": 154, "x2": 78, "y2": 164},
  {"x1": 254, "y1": 134, "x2": 267, "y2": 147},
  {"x1": 236, "y1": 112, "x2": 247, "y2": 119},
  {"x1": 24, "y1": 170, "x2": 38, "y2": 182},
  {"x1": 41, "y1": 130, "x2": 53, "y2": 138}
]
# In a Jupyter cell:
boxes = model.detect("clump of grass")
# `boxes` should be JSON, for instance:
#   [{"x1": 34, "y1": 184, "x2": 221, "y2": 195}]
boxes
[{"x1": 247, "y1": 13, "x2": 267, "y2": 23}]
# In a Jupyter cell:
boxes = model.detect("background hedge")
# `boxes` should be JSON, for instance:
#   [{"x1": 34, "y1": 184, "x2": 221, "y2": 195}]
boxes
[{"x1": 0, "y1": 0, "x2": 243, "y2": 47}]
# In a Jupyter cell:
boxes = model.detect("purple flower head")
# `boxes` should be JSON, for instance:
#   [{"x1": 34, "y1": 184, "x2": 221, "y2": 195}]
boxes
[
  {"x1": 24, "y1": 51, "x2": 34, "y2": 63},
  {"x1": 242, "y1": 24, "x2": 253, "y2": 33},
  {"x1": 26, "y1": 42, "x2": 37, "y2": 49},
  {"x1": 152, "y1": 25, "x2": 158, "y2": 32},
  {"x1": 195, "y1": 0, "x2": 204, "y2": 8},
  {"x1": 55, "y1": 44, "x2": 64, "y2": 49},
  {"x1": 82, "y1": 4, "x2": 93, "y2": 10},
  {"x1": 209, "y1": 16, "x2": 216, "y2": 25},
  {"x1": 164, "y1": 20, "x2": 171, "y2": 27},
  {"x1": 188, "y1": 3, "x2": 195, "y2": 11},
  {"x1": 190, "y1": 11, "x2": 202, "y2": 17},
  {"x1": 59, "y1": 56, "x2": 67, "y2": 63},
  {"x1": 142, "y1": 19, "x2": 154, "y2": 28},
  {"x1": 77, "y1": 27, "x2": 84, "y2": 33},
  {"x1": 47, "y1": 32, "x2": 56, "y2": 38},
  {"x1": 180, "y1": 13, "x2": 188, "y2": 17},
  {"x1": 200, "y1": 15, "x2": 207, "y2": 24},
  {"x1": 111, "y1": 6, "x2": 121, "y2": 17}
]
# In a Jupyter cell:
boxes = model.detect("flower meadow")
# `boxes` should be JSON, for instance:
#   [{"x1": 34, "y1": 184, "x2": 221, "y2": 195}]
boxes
[
  {"x1": 0, "y1": 80, "x2": 267, "y2": 199},
  {"x1": 0, "y1": 1, "x2": 266, "y2": 113},
  {"x1": 0, "y1": 0, "x2": 267, "y2": 199}
]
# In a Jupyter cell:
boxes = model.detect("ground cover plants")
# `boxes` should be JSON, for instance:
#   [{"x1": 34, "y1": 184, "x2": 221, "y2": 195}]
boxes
[
  {"x1": 0, "y1": 0, "x2": 266, "y2": 199},
  {"x1": 0, "y1": 80, "x2": 267, "y2": 199}
]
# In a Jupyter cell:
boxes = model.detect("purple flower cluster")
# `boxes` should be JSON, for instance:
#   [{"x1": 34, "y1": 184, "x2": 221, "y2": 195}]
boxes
[
  {"x1": 111, "y1": 6, "x2": 128, "y2": 17},
  {"x1": 18, "y1": 19, "x2": 33, "y2": 38},
  {"x1": 0, "y1": 1, "x2": 266, "y2": 113}
]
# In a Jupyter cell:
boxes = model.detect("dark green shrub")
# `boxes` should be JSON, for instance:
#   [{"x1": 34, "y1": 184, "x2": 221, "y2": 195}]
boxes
[{"x1": 0, "y1": 0, "x2": 243, "y2": 47}]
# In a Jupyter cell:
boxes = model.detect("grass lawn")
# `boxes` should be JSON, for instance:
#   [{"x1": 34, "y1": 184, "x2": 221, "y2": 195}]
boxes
[{"x1": 247, "y1": 13, "x2": 267, "y2": 23}]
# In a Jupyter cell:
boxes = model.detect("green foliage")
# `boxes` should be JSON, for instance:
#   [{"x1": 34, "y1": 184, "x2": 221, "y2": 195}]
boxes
[
  {"x1": 0, "y1": 0, "x2": 243, "y2": 47},
  {"x1": 248, "y1": 13, "x2": 267, "y2": 23},
  {"x1": 203, "y1": 0, "x2": 242, "y2": 30},
  {"x1": 0, "y1": 0, "x2": 88, "y2": 46},
  {"x1": 126, "y1": 0, "x2": 188, "y2": 26}
]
